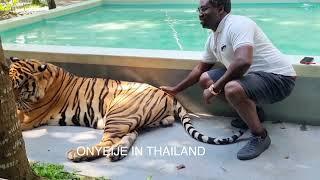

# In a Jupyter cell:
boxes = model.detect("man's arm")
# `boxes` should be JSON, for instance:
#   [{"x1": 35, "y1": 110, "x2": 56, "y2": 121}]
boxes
[
  {"x1": 161, "y1": 62, "x2": 214, "y2": 95},
  {"x1": 212, "y1": 45, "x2": 253, "y2": 92}
]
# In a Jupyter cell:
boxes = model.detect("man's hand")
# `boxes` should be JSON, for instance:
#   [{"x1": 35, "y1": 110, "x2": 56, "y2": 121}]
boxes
[
  {"x1": 203, "y1": 88, "x2": 218, "y2": 104},
  {"x1": 204, "y1": 84, "x2": 221, "y2": 104},
  {"x1": 160, "y1": 86, "x2": 179, "y2": 96}
]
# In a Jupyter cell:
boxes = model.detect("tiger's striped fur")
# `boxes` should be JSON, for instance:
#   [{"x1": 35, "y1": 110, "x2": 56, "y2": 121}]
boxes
[{"x1": 9, "y1": 57, "x2": 245, "y2": 162}]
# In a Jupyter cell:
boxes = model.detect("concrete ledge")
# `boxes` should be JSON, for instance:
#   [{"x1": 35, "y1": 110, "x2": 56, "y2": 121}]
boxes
[
  {"x1": 3, "y1": 44, "x2": 200, "y2": 70},
  {"x1": 3, "y1": 44, "x2": 320, "y2": 77}
]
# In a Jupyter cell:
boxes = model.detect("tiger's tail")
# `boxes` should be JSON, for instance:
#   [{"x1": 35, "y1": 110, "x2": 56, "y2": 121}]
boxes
[{"x1": 173, "y1": 98, "x2": 245, "y2": 145}]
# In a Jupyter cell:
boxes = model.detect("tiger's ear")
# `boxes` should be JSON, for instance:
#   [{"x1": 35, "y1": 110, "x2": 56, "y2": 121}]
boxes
[
  {"x1": 38, "y1": 64, "x2": 47, "y2": 72},
  {"x1": 10, "y1": 57, "x2": 20, "y2": 62}
]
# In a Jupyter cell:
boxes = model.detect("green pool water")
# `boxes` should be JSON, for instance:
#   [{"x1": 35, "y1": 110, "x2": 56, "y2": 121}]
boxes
[{"x1": 1, "y1": 3, "x2": 320, "y2": 55}]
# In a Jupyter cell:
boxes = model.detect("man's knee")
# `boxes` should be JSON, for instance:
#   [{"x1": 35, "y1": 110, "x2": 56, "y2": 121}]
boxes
[
  {"x1": 199, "y1": 72, "x2": 213, "y2": 89},
  {"x1": 224, "y1": 81, "x2": 246, "y2": 101}
]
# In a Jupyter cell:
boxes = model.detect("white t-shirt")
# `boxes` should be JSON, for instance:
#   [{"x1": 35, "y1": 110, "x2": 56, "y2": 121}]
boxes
[{"x1": 202, "y1": 14, "x2": 296, "y2": 76}]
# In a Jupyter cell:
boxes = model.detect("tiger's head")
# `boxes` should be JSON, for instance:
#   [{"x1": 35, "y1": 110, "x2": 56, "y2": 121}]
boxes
[{"x1": 8, "y1": 57, "x2": 53, "y2": 111}]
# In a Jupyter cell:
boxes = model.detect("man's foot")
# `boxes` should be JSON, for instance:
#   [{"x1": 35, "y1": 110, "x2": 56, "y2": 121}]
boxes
[
  {"x1": 231, "y1": 106, "x2": 265, "y2": 129},
  {"x1": 237, "y1": 132, "x2": 271, "y2": 160}
]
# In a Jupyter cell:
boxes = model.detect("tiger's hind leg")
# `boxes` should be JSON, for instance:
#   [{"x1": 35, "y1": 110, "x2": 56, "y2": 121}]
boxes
[
  {"x1": 106, "y1": 131, "x2": 138, "y2": 161},
  {"x1": 160, "y1": 115, "x2": 175, "y2": 127}
]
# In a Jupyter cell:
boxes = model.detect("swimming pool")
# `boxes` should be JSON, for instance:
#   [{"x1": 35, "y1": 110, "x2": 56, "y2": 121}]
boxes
[{"x1": 1, "y1": 2, "x2": 320, "y2": 56}]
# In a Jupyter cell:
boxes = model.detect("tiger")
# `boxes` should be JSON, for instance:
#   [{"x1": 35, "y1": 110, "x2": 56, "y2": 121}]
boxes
[{"x1": 8, "y1": 57, "x2": 245, "y2": 162}]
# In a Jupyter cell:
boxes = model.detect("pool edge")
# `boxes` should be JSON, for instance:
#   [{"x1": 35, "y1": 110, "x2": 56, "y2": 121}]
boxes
[{"x1": 0, "y1": 0, "x2": 103, "y2": 32}]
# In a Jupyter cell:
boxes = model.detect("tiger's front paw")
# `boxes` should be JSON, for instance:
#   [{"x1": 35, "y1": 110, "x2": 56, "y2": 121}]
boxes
[
  {"x1": 67, "y1": 149, "x2": 88, "y2": 162},
  {"x1": 106, "y1": 145, "x2": 129, "y2": 162}
]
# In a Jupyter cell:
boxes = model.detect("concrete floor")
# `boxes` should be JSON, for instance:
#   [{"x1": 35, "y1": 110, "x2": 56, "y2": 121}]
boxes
[{"x1": 23, "y1": 115, "x2": 320, "y2": 180}]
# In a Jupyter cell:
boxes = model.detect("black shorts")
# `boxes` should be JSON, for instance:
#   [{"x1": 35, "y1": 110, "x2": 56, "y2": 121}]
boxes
[{"x1": 207, "y1": 68, "x2": 296, "y2": 105}]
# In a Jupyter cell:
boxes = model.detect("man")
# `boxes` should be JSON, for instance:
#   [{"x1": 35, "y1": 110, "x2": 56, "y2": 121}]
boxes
[{"x1": 161, "y1": 0, "x2": 296, "y2": 160}]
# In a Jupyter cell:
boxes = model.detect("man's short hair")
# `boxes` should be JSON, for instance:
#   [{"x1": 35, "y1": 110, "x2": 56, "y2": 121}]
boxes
[{"x1": 209, "y1": 0, "x2": 231, "y2": 13}]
